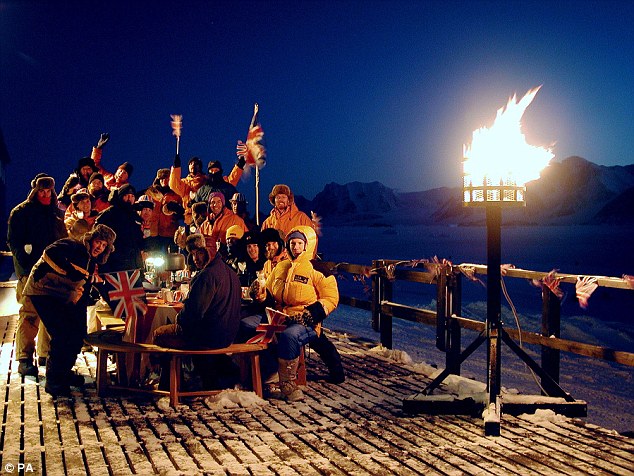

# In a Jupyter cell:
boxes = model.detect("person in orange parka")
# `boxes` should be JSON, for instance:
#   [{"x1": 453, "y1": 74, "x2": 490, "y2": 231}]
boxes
[
  {"x1": 168, "y1": 154, "x2": 207, "y2": 225},
  {"x1": 144, "y1": 168, "x2": 184, "y2": 253},
  {"x1": 198, "y1": 192, "x2": 247, "y2": 251},
  {"x1": 260, "y1": 184, "x2": 317, "y2": 256},
  {"x1": 90, "y1": 133, "x2": 133, "y2": 190}
]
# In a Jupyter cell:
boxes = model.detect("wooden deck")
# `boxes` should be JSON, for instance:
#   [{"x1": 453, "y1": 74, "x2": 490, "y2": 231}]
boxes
[{"x1": 1, "y1": 312, "x2": 633, "y2": 476}]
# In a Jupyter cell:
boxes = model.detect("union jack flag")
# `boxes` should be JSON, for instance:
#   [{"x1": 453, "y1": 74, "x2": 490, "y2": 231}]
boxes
[
  {"x1": 246, "y1": 307, "x2": 287, "y2": 344},
  {"x1": 100, "y1": 269, "x2": 148, "y2": 322},
  {"x1": 236, "y1": 103, "x2": 266, "y2": 169}
]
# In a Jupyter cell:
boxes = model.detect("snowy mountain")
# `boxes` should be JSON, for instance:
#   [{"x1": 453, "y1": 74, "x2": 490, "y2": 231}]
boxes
[{"x1": 300, "y1": 157, "x2": 634, "y2": 226}]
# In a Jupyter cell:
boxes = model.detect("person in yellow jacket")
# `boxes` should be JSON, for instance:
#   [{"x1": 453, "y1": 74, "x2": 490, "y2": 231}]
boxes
[
  {"x1": 261, "y1": 184, "x2": 317, "y2": 257},
  {"x1": 251, "y1": 225, "x2": 341, "y2": 401},
  {"x1": 168, "y1": 155, "x2": 208, "y2": 225}
]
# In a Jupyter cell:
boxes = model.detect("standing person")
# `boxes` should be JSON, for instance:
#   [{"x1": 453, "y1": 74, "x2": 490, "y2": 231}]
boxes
[
  {"x1": 64, "y1": 190, "x2": 98, "y2": 240},
  {"x1": 94, "y1": 184, "x2": 145, "y2": 272},
  {"x1": 229, "y1": 192, "x2": 258, "y2": 231},
  {"x1": 144, "y1": 168, "x2": 184, "y2": 253},
  {"x1": 261, "y1": 184, "x2": 317, "y2": 256},
  {"x1": 192, "y1": 160, "x2": 242, "y2": 205},
  {"x1": 57, "y1": 156, "x2": 99, "y2": 210},
  {"x1": 23, "y1": 224, "x2": 116, "y2": 397},
  {"x1": 169, "y1": 155, "x2": 207, "y2": 225},
  {"x1": 90, "y1": 133, "x2": 134, "y2": 190},
  {"x1": 87, "y1": 172, "x2": 110, "y2": 213},
  {"x1": 7, "y1": 174, "x2": 67, "y2": 376},
  {"x1": 251, "y1": 225, "x2": 343, "y2": 401},
  {"x1": 198, "y1": 192, "x2": 246, "y2": 251},
  {"x1": 153, "y1": 233, "x2": 242, "y2": 388}
]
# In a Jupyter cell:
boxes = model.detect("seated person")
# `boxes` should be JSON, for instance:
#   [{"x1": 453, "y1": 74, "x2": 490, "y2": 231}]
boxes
[
  {"x1": 248, "y1": 225, "x2": 344, "y2": 401},
  {"x1": 152, "y1": 233, "x2": 242, "y2": 389}
]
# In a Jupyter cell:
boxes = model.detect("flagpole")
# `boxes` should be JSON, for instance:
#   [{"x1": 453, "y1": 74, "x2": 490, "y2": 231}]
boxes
[{"x1": 255, "y1": 166, "x2": 260, "y2": 226}]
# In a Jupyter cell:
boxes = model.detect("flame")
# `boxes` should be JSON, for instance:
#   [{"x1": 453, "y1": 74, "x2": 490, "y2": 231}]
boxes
[{"x1": 463, "y1": 86, "x2": 553, "y2": 191}]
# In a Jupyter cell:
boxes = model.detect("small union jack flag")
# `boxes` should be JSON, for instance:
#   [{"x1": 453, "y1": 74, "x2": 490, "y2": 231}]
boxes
[
  {"x1": 236, "y1": 103, "x2": 266, "y2": 169},
  {"x1": 246, "y1": 307, "x2": 288, "y2": 344},
  {"x1": 100, "y1": 269, "x2": 148, "y2": 322}
]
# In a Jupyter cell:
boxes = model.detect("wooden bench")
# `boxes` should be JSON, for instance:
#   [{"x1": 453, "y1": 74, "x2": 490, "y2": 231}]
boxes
[{"x1": 84, "y1": 329, "x2": 269, "y2": 406}]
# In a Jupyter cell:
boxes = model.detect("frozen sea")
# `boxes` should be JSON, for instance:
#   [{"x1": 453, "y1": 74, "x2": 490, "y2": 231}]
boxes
[{"x1": 320, "y1": 224, "x2": 634, "y2": 434}]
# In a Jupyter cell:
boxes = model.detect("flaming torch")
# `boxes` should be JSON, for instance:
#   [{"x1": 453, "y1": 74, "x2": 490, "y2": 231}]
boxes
[
  {"x1": 170, "y1": 114, "x2": 183, "y2": 155},
  {"x1": 463, "y1": 86, "x2": 553, "y2": 435}
]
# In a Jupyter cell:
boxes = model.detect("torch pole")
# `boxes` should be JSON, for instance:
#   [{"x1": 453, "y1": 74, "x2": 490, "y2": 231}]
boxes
[{"x1": 486, "y1": 204, "x2": 502, "y2": 405}]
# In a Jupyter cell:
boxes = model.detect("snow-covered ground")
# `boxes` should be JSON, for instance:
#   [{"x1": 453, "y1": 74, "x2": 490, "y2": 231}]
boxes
[{"x1": 320, "y1": 224, "x2": 634, "y2": 435}]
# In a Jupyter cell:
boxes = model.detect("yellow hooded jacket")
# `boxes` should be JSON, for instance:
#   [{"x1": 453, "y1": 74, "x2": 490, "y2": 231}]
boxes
[{"x1": 265, "y1": 226, "x2": 338, "y2": 334}]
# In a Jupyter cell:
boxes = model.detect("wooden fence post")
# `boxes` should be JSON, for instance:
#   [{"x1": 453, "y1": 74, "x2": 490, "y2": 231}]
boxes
[
  {"x1": 541, "y1": 285, "x2": 561, "y2": 395},
  {"x1": 371, "y1": 259, "x2": 393, "y2": 348},
  {"x1": 446, "y1": 270, "x2": 462, "y2": 375}
]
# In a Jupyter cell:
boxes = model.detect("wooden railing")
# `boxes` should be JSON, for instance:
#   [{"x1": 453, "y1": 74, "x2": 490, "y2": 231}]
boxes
[{"x1": 317, "y1": 259, "x2": 634, "y2": 391}]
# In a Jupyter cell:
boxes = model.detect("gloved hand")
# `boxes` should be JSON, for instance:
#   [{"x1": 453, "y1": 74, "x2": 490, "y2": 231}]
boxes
[
  {"x1": 163, "y1": 201, "x2": 185, "y2": 217},
  {"x1": 292, "y1": 302, "x2": 327, "y2": 327},
  {"x1": 96, "y1": 133, "x2": 110, "y2": 149},
  {"x1": 173, "y1": 153, "x2": 181, "y2": 168},
  {"x1": 236, "y1": 155, "x2": 246, "y2": 169}
]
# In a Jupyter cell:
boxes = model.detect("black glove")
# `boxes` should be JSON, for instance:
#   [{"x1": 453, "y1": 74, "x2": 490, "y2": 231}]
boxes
[
  {"x1": 163, "y1": 201, "x2": 185, "y2": 216},
  {"x1": 96, "y1": 133, "x2": 110, "y2": 149},
  {"x1": 300, "y1": 302, "x2": 327, "y2": 327},
  {"x1": 173, "y1": 153, "x2": 181, "y2": 168},
  {"x1": 236, "y1": 155, "x2": 246, "y2": 170}
]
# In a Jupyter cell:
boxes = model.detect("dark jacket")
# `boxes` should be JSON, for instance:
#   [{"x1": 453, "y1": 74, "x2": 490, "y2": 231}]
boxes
[
  {"x1": 94, "y1": 199, "x2": 144, "y2": 273},
  {"x1": 176, "y1": 253, "x2": 242, "y2": 348},
  {"x1": 23, "y1": 238, "x2": 96, "y2": 305},
  {"x1": 7, "y1": 195, "x2": 67, "y2": 278}
]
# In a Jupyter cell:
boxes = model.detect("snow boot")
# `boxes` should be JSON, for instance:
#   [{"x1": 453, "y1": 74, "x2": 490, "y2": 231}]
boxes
[
  {"x1": 277, "y1": 358, "x2": 304, "y2": 402},
  {"x1": 18, "y1": 358, "x2": 38, "y2": 377},
  {"x1": 310, "y1": 333, "x2": 345, "y2": 384}
]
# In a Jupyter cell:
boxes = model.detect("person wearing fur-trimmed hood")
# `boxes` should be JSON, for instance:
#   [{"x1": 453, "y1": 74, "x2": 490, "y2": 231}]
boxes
[
  {"x1": 7, "y1": 173, "x2": 67, "y2": 377},
  {"x1": 251, "y1": 225, "x2": 343, "y2": 401},
  {"x1": 23, "y1": 224, "x2": 116, "y2": 397}
]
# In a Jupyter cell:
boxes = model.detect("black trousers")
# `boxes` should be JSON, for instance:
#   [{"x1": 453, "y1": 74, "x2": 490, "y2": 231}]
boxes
[{"x1": 30, "y1": 295, "x2": 87, "y2": 386}]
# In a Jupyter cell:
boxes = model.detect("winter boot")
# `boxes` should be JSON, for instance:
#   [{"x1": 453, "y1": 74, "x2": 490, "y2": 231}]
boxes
[
  {"x1": 18, "y1": 358, "x2": 38, "y2": 377},
  {"x1": 310, "y1": 333, "x2": 345, "y2": 384},
  {"x1": 277, "y1": 358, "x2": 304, "y2": 402},
  {"x1": 44, "y1": 360, "x2": 71, "y2": 398}
]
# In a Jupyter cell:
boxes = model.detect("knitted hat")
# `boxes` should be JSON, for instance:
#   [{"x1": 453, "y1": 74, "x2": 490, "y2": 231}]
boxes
[
  {"x1": 243, "y1": 231, "x2": 259, "y2": 245},
  {"x1": 207, "y1": 160, "x2": 222, "y2": 172},
  {"x1": 208, "y1": 191, "x2": 225, "y2": 206},
  {"x1": 185, "y1": 233, "x2": 206, "y2": 253},
  {"x1": 82, "y1": 223, "x2": 116, "y2": 264},
  {"x1": 76, "y1": 156, "x2": 98, "y2": 173},
  {"x1": 225, "y1": 225, "x2": 244, "y2": 241},
  {"x1": 229, "y1": 192, "x2": 247, "y2": 203},
  {"x1": 71, "y1": 189, "x2": 91, "y2": 205},
  {"x1": 286, "y1": 230, "x2": 307, "y2": 244},
  {"x1": 268, "y1": 184, "x2": 293, "y2": 205},
  {"x1": 117, "y1": 161, "x2": 134, "y2": 177},
  {"x1": 188, "y1": 156, "x2": 202, "y2": 167},
  {"x1": 88, "y1": 172, "x2": 104, "y2": 185},
  {"x1": 117, "y1": 183, "x2": 136, "y2": 198}
]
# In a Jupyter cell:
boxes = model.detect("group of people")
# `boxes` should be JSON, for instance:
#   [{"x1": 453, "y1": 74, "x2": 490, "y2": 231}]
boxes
[{"x1": 7, "y1": 133, "x2": 344, "y2": 400}]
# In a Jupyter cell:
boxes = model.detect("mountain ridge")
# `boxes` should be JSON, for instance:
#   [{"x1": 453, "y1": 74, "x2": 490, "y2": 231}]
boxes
[{"x1": 294, "y1": 156, "x2": 634, "y2": 226}]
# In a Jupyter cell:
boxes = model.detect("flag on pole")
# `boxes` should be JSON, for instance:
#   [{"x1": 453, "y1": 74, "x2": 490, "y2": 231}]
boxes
[
  {"x1": 246, "y1": 307, "x2": 288, "y2": 344},
  {"x1": 236, "y1": 103, "x2": 266, "y2": 169}
]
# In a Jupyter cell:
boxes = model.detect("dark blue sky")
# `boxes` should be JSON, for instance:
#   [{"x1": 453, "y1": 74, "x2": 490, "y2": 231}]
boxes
[{"x1": 1, "y1": 0, "x2": 633, "y2": 209}]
